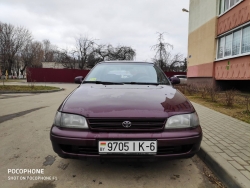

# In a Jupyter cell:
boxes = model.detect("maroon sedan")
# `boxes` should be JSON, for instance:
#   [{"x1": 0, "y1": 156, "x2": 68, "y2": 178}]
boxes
[{"x1": 50, "y1": 61, "x2": 202, "y2": 160}]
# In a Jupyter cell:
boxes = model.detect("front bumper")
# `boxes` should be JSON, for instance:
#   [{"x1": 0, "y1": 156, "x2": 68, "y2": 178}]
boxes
[{"x1": 50, "y1": 125, "x2": 202, "y2": 160}]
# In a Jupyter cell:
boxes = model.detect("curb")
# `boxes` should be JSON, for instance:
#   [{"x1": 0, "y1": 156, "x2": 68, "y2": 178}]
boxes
[
  {"x1": 198, "y1": 142, "x2": 250, "y2": 188},
  {"x1": 0, "y1": 88, "x2": 64, "y2": 94}
]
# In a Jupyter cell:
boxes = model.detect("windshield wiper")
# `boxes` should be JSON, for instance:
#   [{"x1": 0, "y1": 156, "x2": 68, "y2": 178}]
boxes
[
  {"x1": 82, "y1": 81, "x2": 124, "y2": 85},
  {"x1": 124, "y1": 82, "x2": 159, "y2": 86}
]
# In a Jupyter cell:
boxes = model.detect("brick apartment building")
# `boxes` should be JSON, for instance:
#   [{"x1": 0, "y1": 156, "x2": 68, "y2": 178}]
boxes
[{"x1": 187, "y1": 0, "x2": 250, "y2": 91}]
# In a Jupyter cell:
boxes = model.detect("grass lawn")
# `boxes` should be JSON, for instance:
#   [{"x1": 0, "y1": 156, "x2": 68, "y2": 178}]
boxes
[
  {"x1": 186, "y1": 94, "x2": 250, "y2": 124},
  {"x1": 0, "y1": 79, "x2": 26, "y2": 82},
  {"x1": 0, "y1": 85, "x2": 60, "y2": 92}
]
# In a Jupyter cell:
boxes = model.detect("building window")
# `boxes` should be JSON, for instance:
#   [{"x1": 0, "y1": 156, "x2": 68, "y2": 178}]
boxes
[
  {"x1": 219, "y1": 0, "x2": 241, "y2": 15},
  {"x1": 218, "y1": 37, "x2": 225, "y2": 58},
  {"x1": 224, "y1": 0, "x2": 230, "y2": 11},
  {"x1": 242, "y1": 26, "x2": 250, "y2": 53},
  {"x1": 232, "y1": 30, "x2": 241, "y2": 55},
  {"x1": 224, "y1": 34, "x2": 232, "y2": 56},
  {"x1": 217, "y1": 24, "x2": 250, "y2": 59}
]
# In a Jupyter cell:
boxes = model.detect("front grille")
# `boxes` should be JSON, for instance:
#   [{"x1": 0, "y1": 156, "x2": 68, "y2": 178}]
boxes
[
  {"x1": 60, "y1": 144, "x2": 193, "y2": 155},
  {"x1": 87, "y1": 118, "x2": 166, "y2": 131}
]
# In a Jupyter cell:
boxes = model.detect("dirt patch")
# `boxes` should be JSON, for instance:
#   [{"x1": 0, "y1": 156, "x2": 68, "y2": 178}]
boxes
[
  {"x1": 58, "y1": 162, "x2": 69, "y2": 170},
  {"x1": 43, "y1": 155, "x2": 56, "y2": 166},
  {"x1": 0, "y1": 85, "x2": 59, "y2": 92},
  {"x1": 29, "y1": 181, "x2": 56, "y2": 188},
  {"x1": 192, "y1": 155, "x2": 225, "y2": 188}
]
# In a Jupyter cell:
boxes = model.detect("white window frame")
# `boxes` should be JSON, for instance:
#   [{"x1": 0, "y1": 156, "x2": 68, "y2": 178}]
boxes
[
  {"x1": 218, "y1": 0, "x2": 243, "y2": 17},
  {"x1": 217, "y1": 37, "x2": 225, "y2": 59},
  {"x1": 241, "y1": 26, "x2": 250, "y2": 54},
  {"x1": 232, "y1": 29, "x2": 241, "y2": 56},
  {"x1": 239, "y1": 28, "x2": 243, "y2": 54},
  {"x1": 216, "y1": 22, "x2": 250, "y2": 61},
  {"x1": 224, "y1": 34, "x2": 233, "y2": 57}
]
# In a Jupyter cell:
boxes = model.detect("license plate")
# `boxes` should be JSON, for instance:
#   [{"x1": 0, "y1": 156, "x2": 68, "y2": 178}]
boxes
[{"x1": 98, "y1": 141, "x2": 157, "y2": 154}]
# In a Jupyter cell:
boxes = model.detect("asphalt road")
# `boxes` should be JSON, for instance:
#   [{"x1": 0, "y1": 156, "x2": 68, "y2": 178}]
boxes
[{"x1": 0, "y1": 83, "x2": 220, "y2": 188}]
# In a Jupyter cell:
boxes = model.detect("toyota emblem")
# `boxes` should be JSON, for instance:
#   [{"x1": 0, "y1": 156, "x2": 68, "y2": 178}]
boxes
[{"x1": 122, "y1": 121, "x2": 132, "y2": 128}]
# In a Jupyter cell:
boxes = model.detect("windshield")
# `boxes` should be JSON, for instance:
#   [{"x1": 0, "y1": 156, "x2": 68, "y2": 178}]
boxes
[{"x1": 84, "y1": 63, "x2": 170, "y2": 85}]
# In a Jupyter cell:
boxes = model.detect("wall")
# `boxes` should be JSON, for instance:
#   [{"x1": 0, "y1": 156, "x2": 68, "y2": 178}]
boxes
[
  {"x1": 26, "y1": 68, "x2": 90, "y2": 83},
  {"x1": 187, "y1": 0, "x2": 219, "y2": 78},
  {"x1": 26, "y1": 68, "x2": 186, "y2": 83},
  {"x1": 215, "y1": 56, "x2": 250, "y2": 80},
  {"x1": 187, "y1": 77, "x2": 215, "y2": 86},
  {"x1": 217, "y1": 0, "x2": 250, "y2": 35},
  {"x1": 188, "y1": 0, "x2": 218, "y2": 34},
  {"x1": 187, "y1": 62, "x2": 214, "y2": 77},
  {"x1": 41, "y1": 62, "x2": 65, "y2": 69},
  {"x1": 215, "y1": 0, "x2": 250, "y2": 81}
]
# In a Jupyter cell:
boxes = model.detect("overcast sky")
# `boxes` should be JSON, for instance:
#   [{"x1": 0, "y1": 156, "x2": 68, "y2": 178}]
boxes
[{"x1": 0, "y1": 0, "x2": 189, "y2": 61}]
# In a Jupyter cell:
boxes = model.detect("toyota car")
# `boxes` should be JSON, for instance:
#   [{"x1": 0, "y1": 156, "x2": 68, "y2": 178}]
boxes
[{"x1": 50, "y1": 61, "x2": 202, "y2": 160}]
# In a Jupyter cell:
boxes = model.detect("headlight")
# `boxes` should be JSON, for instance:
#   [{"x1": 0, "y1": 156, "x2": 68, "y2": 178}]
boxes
[
  {"x1": 53, "y1": 111, "x2": 88, "y2": 129},
  {"x1": 165, "y1": 112, "x2": 200, "y2": 129}
]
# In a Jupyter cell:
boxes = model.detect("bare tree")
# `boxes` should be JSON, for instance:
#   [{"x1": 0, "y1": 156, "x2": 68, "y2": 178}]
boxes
[
  {"x1": 21, "y1": 41, "x2": 44, "y2": 74},
  {"x1": 94, "y1": 44, "x2": 136, "y2": 61},
  {"x1": 170, "y1": 60, "x2": 187, "y2": 72},
  {"x1": 111, "y1": 45, "x2": 136, "y2": 60},
  {"x1": 56, "y1": 49, "x2": 78, "y2": 69},
  {"x1": 94, "y1": 44, "x2": 111, "y2": 61},
  {"x1": 151, "y1": 32, "x2": 173, "y2": 70},
  {"x1": 56, "y1": 36, "x2": 136, "y2": 69},
  {"x1": 0, "y1": 22, "x2": 32, "y2": 74},
  {"x1": 42, "y1": 39, "x2": 57, "y2": 62},
  {"x1": 32, "y1": 42, "x2": 44, "y2": 67},
  {"x1": 74, "y1": 36, "x2": 96, "y2": 69},
  {"x1": 168, "y1": 54, "x2": 187, "y2": 72},
  {"x1": 151, "y1": 32, "x2": 186, "y2": 72},
  {"x1": 0, "y1": 22, "x2": 4, "y2": 74}
]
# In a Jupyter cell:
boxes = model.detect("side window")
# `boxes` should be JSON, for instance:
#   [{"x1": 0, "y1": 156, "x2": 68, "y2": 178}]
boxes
[{"x1": 155, "y1": 66, "x2": 169, "y2": 84}]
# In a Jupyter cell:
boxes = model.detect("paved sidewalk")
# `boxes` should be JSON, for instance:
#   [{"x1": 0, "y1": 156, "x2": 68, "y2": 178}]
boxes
[{"x1": 192, "y1": 102, "x2": 250, "y2": 188}]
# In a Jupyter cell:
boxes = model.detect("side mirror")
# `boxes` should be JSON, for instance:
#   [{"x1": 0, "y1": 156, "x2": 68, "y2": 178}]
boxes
[
  {"x1": 171, "y1": 77, "x2": 180, "y2": 85},
  {"x1": 74, "y1": 76, "x2": 83, "y2": 84}
]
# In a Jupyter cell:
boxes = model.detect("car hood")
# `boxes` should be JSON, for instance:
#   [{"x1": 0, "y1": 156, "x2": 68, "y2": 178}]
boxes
[{"x1": 61, "y1": 84, "x2": 195, "y2": 118}]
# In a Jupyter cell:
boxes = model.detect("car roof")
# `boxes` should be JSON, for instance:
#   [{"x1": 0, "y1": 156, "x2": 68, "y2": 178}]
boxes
[{"x1": 99, "y1": 61, "x2": 154, "y2": 64}]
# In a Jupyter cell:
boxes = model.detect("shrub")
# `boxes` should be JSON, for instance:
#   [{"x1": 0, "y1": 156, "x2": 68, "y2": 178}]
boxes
[
  {"x1": 198, "y1": 84, "x2": 209, "y2": 99},
  {"x1": 245, "y1": 96, "x2": 250, "y2": 112},
  {"x1": 224, "y1": 89, "x2": 238, "y2": 107},
  {"x1": 186, "y1": 84, "x2": 197, "y2": 96},
  {"x1": 208, "y1": 86, "x2": 220, "y2": 102},
  {"x1": 175, "y1": 85, "x2": 186, "y2": 94}
]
